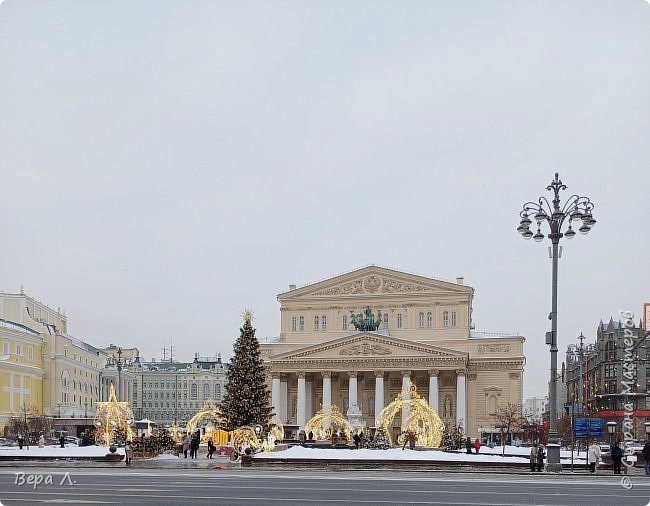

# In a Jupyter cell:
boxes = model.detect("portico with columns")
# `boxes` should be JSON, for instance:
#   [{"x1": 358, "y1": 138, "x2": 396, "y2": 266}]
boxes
[{"x1": 260, "y1": 266, "x2": 525, "y2": 441}]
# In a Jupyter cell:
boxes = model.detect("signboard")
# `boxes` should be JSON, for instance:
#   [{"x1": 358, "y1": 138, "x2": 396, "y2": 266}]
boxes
[{"x1": 574, "y1": 418, "x2": 603, "y2": 438}]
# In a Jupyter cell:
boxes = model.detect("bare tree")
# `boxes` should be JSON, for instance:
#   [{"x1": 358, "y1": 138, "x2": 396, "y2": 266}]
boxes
[
  {"x1": 495, "y1": 402, "x2": 524, "y2": 457},
  {"x1": 7, "y1": 404, "x2": 52, "y2": 446}
]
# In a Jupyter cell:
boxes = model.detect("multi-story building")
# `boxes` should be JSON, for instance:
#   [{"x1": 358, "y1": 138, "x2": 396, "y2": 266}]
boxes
[
  {"x1": 0, "y1": 291, "x2": 134, "y2": 436},
  {"x1": 564, "y1": 317, "x2": 648, "y2": 439},
  {"x1": 523, "y1": 396, "x2": 548, "y2": 421},
  {"x1": 129, "y1": 353, "x2": 227, "y2": 425},
  {"x1": 260, "y1": 265, "x2": 526, "y2": 440}
]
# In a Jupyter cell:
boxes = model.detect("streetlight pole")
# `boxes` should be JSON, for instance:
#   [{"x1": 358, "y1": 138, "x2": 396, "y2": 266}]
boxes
[{"x1": 517, "y1": 173, "x2": 596, "y2": 472}]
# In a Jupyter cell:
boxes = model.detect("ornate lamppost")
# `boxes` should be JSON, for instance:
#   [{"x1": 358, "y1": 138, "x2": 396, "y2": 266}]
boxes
[
  {"x1": 108, "y1": 348, "x2": 126, "y2": 402},
  {"x1": 517, "y1": 173, "x2": 596, "y2": 472}
]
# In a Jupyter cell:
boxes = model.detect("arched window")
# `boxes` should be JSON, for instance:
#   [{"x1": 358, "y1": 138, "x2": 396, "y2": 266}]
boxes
[
  {"x1": 451, "y1": 311, "x2": 457, "y2": 327},
  {"x1": 191, "y1": 384, "x2": 197, "y2": 400},
  {"x1": 443, "y1": 311, "x2": 449, "y2": 327},
  {"x1": 419, "y1": 312, "x2": 425, "y2": 328},
  {"x1": 215, "y1": 384, "x2": 221, "y2": 400},
  {"x1": 203, "y1": 384, "x2": 210, "y2": 400},
  {"x1": 397, "y1": 313, "x2": 403, "y2": 329},
  {"x1": 314, "y1": 316, "x2": 319, "y2": 330},
  {"x1": 291, "y1": 317, "x2": 297, "y2": 331},
  {"x1": 299, "y1": 316, "x2": 304, "y2": 331},
  {"x1": 342, "y1": 315, "x2": 347, "y2": 330},
  {"x1": 383, "y1": 313, "x2": 388, "y2": 329},
  {"x1": 427, "y1": 312, "x2": 433, "y2": 328},
  {"x1": 322, "y1": 316, "x2": 327, "y2": 330}
]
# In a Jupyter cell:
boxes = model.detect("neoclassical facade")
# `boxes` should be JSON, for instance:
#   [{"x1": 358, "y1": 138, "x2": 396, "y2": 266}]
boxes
[{"x1": 260, "y1": 266, "x2": 525, "y2": 439}]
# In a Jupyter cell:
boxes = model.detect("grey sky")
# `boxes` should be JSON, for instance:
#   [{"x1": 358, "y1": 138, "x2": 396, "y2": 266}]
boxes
[{"x1": 1, "y1": 0, "x2": 648, "y2": 399}]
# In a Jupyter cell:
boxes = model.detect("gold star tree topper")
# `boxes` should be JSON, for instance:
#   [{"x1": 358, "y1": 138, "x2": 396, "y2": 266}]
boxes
[{"x1": 242, "y1": 309, "x2": 254, "y2": 323}]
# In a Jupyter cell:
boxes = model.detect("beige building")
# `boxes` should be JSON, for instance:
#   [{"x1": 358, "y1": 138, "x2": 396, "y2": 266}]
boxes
[{"x1": 260, "y1": 266, "x2": 525, "y2": 440}]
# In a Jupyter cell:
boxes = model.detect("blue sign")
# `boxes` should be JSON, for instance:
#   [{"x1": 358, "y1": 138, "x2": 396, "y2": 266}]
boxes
[{"x1": 574, "y1": 418, "x2": 603, "y2": 438}]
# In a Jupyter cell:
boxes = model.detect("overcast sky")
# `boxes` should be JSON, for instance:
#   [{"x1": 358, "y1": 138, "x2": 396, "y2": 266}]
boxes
[{"x1": 1, "y1": 0, "x2": 648, "y2": 399}]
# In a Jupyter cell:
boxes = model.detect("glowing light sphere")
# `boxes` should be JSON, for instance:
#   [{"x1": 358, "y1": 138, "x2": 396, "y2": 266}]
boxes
[
  {"x1": 185, "y1": 400, "x2": 225, "y2": 443},
  {"x1": 375, "y1": 380, "x2": 444, "y2": 448}
]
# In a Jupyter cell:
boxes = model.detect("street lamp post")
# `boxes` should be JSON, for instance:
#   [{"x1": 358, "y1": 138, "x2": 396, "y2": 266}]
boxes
[
  {"x1": 517, "y1": 173, "x2": 596, "y2": 472},
  {"x1": 109, "y1": 348, "x2": 126, "y2": 402},
  {"x1": 607, "y1": 421, "x2": 617, "y2": 446}
]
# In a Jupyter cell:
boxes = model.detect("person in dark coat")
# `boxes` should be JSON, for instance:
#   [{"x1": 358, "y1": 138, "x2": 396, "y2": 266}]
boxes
[
  {"x1": 207, "y1": 437, "x2": 215, "y2": 459},
  {"x1": 308, "y1": 430, "x2": 314, "y2": 441},
  {"x1": 59, "y1": 435, "x2": 65, "y2": 448},
  {"x1": 17, "y1": 435, "x2": 24, "y2": 450},
  {"x1": 537, "y1": 444, "x2": 546, "y2": 472},
  {"x1": 611, "y1": 441, "x2": 623, "y2": 474},
  {"x1": 190, "y1": 434, "x2": 199, "y2": 459},
  {"x1": 466, "y1": 437, "x2": 472, "y2": 454},
  {"x1": 353, "y1": 433, "x2": 361, "y2": 449}
]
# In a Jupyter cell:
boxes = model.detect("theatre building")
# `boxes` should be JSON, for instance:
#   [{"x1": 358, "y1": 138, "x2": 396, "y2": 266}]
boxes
[{"x1": 260, "y1": 266, "x2": 525, "y2": 440}]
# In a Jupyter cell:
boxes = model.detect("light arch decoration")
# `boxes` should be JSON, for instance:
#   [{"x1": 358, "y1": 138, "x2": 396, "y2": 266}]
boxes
[
  {"x1": 375, "y1": 380, "x2": 445, "y2": 448},
  {"x1": 304, "y1": 405, "x2": 353, "y2": 441},
  {"x1": 185, "y1": 400, "x2": 226, "y2": 443}
]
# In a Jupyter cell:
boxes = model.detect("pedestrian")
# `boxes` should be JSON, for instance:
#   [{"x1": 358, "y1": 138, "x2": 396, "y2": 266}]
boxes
[
  {"x1": 190, "y1": 434, "x2": 199, "y2": 459},
  {"x1": 125, "y1": 441, "x2": 133, "y2": 466},
  {"x1": 466, "y1": 437, "x2": 472, "y2": 454},
  {"x1": 588, "y1": 441, "x2": 602, "y2": 473},
  {"x1": 182, "y1": 434, "x2": 190, "y2": 458},
  {"x1": 38, "y1": 435, "x2": 45, "y2": 448},
  {"x1": 529, "y1": 443, "x2": 538, "y2": 472},
  {"x1": 17, "y1": 435, "x2": 24, "y2": 450},
  {"x1": 207, "y1": 437, "x2": 215, "y2": 459},
  {"x1": 298, "y1": 429, "x2": 306, "y2": 445},
  {"x1": 642, "y1": 441, "x2": 650, "y2": 475},
  {"x1": 474, "y1": 438, "x2": 481, "y2": 454},
  {"x1": 611, "y1": 441, "x2": 623, "y2": 475},
  {"x1": 537, "y1": 444, "x2": 545, "y2": 472},
  {"x1": 59, "y1": 434, "x2": 65, "y2": 448},
  {"x1": 308, "y1": 430, "x2": 314, "y2": 441},
  {"x1": 353, "y1": 433, "x2": 361, "y2": 449}
]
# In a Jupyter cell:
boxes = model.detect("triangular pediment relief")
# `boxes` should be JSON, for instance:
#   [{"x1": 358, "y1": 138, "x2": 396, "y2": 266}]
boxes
[
  {"x1": 278, "y1": 266, "x2": 472, "y2": 300},
  {"x1": 269, "y1": 332, "x2": 468, "y2": 362}
]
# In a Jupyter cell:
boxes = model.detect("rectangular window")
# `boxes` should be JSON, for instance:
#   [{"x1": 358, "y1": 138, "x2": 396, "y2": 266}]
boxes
[
  {"x1": 291, "y1": 317, "x2": 297, "y2": 332},
  {"x1": 322, "y1": 316, "x2": 327, "y2": 331},
  {"x1": 314, "y1": 316, "x2": 319, "y2": 330},
  {"x1": 397, "y1": 313, "x2": 402, "y2": 329},
  {"x1": 3, "y1": 341, "x2": 9, "y2": 355},
  {"x1": 451, "y1": 311, "x2": 457, "y2": 327},
  {"x1": 443, "y1": 311, "x2": 449, "y2": 327},
  {"x1": 604, "y1": 364, "x2": 616, "y2": 378},
  {"x1": 28, "y1": 346, "x2": 33, "y2": 360},
  {"x1": 342, "y1": 315, "x2": 347, "y2": 330},
  {"x1": 299, "y1": 316, "x2": 304, "y2": 332},
  {"x1": 383, "y1": 314, "x2": 388, "y2": 330}
]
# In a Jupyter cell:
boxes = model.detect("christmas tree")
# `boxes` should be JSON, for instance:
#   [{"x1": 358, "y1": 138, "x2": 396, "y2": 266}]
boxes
[
  {"x1": 369, "y1": 427, "x2": 390, "y2": 449},
  {"x1": 220, "y1": 311, "x2": 273, "y2": 431}
]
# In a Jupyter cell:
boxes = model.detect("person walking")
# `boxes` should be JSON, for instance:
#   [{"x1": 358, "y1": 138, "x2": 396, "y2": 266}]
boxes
[
  {"x1": 298, "y1": 430, "x2": 306, "y2": 445},
  {"x1": 59, "y1": 434, "x2": 65, "y2": 448},
  {"x1": 537, "y1": 444, "x2": 546, "y2": 472},
  {"x1": 353, "y1": 433, "x2": 361, "y2": 449},
  {"x1": 529, "y1": 444, "x2": 538, "y2": 472},
  {"x1": 466, "y1": 437, "x2": 473, "y2": 454},
  {"x1": 38, "y1": 435, "x2": 45, "y2": 448},
  {"x1": 17, "y1": 435, "x2": 24, "y2": 450},
  {"x1": 308, "y1": 430, "x2": 314, "y2": 441},
  {"x1": 588, "y1": 441, "x2": 602, "y2": 473},
  {"x1": 207, "y1": 437, "x2": 215, "y2": 459},
  {"x1": 611, "y1": 441, "x2": 623, "y2": 475},
  {"x1": 474, "y1": 438, "x2": 481, "y2": 454},
  {"x1": 642, "y1": 441, "x2": 650, "y2": 476},
  {"x1": 182, "y1": 435, "x2": 190, "y2": 459},
  {"x1": 125, "y1": 441, "x2": 133, "y2": 466}
]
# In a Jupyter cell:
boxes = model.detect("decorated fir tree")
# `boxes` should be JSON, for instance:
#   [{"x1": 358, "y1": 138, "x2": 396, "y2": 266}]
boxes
[
  {"x1": 370, "y1": 427, "x2": 390, "y2": 449},
  {"x1": 220, "y1": 311, "x2": 273, "y2": 431}
]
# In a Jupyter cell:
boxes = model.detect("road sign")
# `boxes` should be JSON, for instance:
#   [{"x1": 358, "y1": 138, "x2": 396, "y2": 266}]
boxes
[{"x1": 574, "y1": 418, "x2": 602, "y2": 438}]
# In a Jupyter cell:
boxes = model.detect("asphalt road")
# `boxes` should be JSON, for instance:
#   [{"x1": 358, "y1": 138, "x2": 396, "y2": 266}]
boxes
[{"x1": 1, "y1": 467, "x2": 649, "y2": 505}]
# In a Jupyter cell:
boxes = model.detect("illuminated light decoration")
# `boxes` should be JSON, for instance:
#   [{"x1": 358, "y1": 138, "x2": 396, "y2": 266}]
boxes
[
  {"x1": 186, "y1": 399, "x2": 226, "y2": 443},
  {"x1": 93, "y1": 383, "x2": 135, "y2": 446},
  {"x1": 229, "y1": 417, "x2": 284, "y2": 461},
  {"x1": 375, "y1": 380, "x2": 445, "y2": 448},
  {"x1": 304, "y1": 405, "x2": 353, "y2": 441}
]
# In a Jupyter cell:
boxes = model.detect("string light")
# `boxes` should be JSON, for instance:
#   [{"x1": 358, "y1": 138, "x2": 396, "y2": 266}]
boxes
[{"x1": 93, "y1": 383, "x2": 134, "y2": 446}]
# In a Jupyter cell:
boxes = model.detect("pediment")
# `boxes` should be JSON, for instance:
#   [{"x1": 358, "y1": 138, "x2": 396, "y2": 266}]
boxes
[
  {"x1": 268, "y1": 332, "x2": 468, "y2": 362},
  {"x1": 279, "y1": 266, "x2": 472, "y2": 300}
]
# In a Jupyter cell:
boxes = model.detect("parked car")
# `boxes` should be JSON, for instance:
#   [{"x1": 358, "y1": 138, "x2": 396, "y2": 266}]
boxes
[{"x1": 64, "y1": 437, "x2": 80, "y2": 446}]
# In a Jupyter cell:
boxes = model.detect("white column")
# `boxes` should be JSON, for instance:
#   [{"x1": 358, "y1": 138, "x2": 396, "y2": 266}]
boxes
[
  {"x1": 428, "y1": 369, "x2": 439, "y2": 413},
  {"x1": 348, "y1": 372, "x2": 358, "y2": 409},
  {"x1": 297, "y1": 372, "x2": 306, "y2": 429},
  {"x1": 306, "y1": 379, "x2": 313, "y2": 422},
  {"x1": 401, "y1": 370, "x2": 411, "y2": 429},
  {"x1": 271, "y1": 374, "x2": 281, "y2": 418},
  {"x1": 374, "y1": 371, "x2": 384, "y2": 423},
  {"x1": 280, "y1": 378, "x2": 288, "y2": 422},
  {"x1": 321, "y1": 372, "x2": 331, "y2": 411},
  {"x1": 456, "y1": 370, "x2": 466, "y2": 429}
]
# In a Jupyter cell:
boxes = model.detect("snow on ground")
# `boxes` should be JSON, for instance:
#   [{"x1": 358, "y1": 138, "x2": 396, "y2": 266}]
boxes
[
  {"x1": 255, "y1": 445, "x2": 588, "y2": 465},
  {"x1": 0, "y1": 445, "x2": 124, "y2": 457}
]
